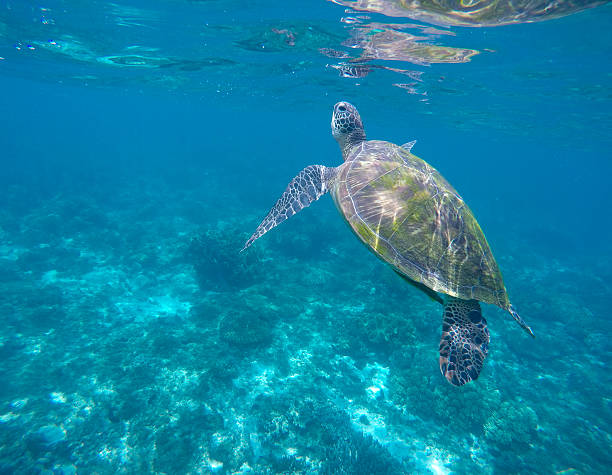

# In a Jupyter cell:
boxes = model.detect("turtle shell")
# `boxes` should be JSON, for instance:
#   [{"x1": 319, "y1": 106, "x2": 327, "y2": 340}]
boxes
[{"x1": 331, "y1": 140, "x2": 510, "y2": 309}]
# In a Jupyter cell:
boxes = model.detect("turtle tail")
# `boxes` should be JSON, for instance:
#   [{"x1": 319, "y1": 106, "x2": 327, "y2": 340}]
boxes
[{"x1": 508, "y1": 305, "x2": 535, "y2": 338}]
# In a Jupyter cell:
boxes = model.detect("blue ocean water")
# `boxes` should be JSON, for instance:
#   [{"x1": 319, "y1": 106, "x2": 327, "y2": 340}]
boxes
[{"x1": 1, "y1": 0, "x2": 611, "y2": 473}]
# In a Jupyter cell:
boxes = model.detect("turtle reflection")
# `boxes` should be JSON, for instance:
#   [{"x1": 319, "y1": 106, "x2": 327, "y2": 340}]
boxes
[
  {"x1": 235, "y1": 23, "x2": 343, "y2": 52},
  {"x1": 331, "y1": 0, "x2": 606, "y2": 27},
  {"x1": 345, "y1": 24, "x2": 479, "y2": 65},
  {"x1": 328, "y1": 62, "x2": 424, "y2": 81}
]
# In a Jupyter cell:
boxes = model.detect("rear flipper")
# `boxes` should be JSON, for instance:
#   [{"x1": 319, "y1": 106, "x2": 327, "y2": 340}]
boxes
[{"x1": 439, "y1": 298, "x2": 489, "y2": 386}]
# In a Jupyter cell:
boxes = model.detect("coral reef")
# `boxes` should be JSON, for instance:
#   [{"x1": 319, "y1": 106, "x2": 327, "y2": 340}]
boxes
[
  {"x1": 187, "y1": 220, "x2": 263, "y2": 291},
  {"x1": 219, "y1": 308, "x2": 274, "y2": 348},
  {"x1": 484, "y1": 400, "x2": 539, "y2": 448},
  {"x1": 0, "y1": 173, "x2": 609, "y2": 474}
]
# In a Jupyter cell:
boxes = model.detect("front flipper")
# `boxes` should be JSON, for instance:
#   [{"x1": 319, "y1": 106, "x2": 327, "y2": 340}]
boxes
[
  {"x1": 439, "y1": 298, "x2": 489, "y2": 386},
  {"x1": 242, "y1": 165, "x2": 336, "y2": 251},
  {"x1": 400, "y1": 140, "x2": 416, "y2": 153}
]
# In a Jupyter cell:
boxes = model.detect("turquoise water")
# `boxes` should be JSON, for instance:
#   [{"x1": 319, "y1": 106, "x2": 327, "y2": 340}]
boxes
[{"x1": 1, "y1": 1, "x2": 611, "y2": 473}]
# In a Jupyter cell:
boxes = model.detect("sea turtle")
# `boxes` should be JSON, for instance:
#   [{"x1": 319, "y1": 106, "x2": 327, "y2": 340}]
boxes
[
  {"x1": 331, "y1": 0, "x2": 605, "y2": 27},
  {"x1": 347, "y1": 25, "x2": 479, "y2": 66},
  {"x1": 242, "y1": 101, "x2": 534, "y2": 386}
]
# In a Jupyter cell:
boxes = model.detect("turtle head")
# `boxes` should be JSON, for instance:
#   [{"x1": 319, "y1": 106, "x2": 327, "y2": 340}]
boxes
[{"x1": 331, "y1": 101, "x2": 366, "y2": 158}]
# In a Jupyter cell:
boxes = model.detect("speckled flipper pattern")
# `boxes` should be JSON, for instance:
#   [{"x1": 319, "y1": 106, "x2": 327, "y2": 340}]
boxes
[
  {"x1": 439, "y1": 297, "x2": 489, "y2": 386},
  {"x1": 242, "y1": 165, "x2": 337, "y2": 251}
]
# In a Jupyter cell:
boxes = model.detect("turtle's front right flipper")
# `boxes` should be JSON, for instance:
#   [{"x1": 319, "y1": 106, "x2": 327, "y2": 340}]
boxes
[
  {"x1": 439, "y1": 298, "x2": 489, "y2": 386},
  {"x1": 242, "y1": 165, "x2": 337, "y2": 251}
]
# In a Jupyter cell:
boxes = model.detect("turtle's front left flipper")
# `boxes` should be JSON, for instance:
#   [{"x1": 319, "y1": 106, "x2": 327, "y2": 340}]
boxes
[
  {"x1": 439, "y1": 298, "x2": 489, "y2": 386},
  {"x1": 242, "y1": 165, "x2": 337, "y2": 251}
]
